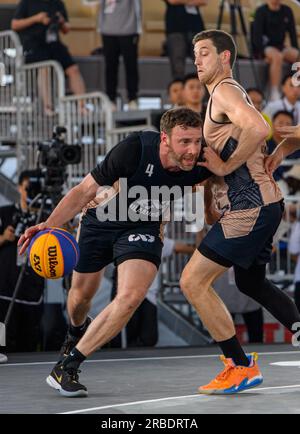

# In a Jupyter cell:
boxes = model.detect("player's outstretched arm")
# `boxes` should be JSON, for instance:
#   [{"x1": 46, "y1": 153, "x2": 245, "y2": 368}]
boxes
[{"x1": 18, "y1": 174, "x2": 100, "y2": 254}]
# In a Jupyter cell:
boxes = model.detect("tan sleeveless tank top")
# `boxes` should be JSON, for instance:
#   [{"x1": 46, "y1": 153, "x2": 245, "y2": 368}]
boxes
[{"x1": 203, "y1": 77, "x2": 282, "y2": 216}]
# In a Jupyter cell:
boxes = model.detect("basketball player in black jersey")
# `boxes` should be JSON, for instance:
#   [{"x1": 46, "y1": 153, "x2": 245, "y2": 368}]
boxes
[{"x1": 19, "y1": 108, "x2": 211, "y2": 397}]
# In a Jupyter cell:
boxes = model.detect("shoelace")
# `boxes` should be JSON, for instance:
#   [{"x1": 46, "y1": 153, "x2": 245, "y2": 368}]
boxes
[
  {"x1": 66, "y1": 368, "x2": 81, "y2": 383},
  {"x1": 215, "y1": 358, "x2": 235, "y2": 381}
]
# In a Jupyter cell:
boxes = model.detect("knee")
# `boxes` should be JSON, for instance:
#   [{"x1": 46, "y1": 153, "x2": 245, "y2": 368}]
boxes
[
  {"x1": 270, "y1": 50, "x2": 284, "y2": 63},
  {"x1": 115, "y1": 289, "x2": 145, "y2": 312},
  {"x1": 180, "y1": 272, "x2": 206, "y2": 301},
  {"x1": 66, "y1": 64, "x2": 79, "y2": 77},
  {"x1": 69, "y1": 286, "x2": 93, "y2": 308}
]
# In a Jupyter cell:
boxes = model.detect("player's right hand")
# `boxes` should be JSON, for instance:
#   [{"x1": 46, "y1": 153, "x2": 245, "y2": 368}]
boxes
[
  {"x1": 35, "y1": 12, "x2": 50, "y2": 26},
  {"x1": 18, "y1": 222, "x2": 49, "y2": 255}
]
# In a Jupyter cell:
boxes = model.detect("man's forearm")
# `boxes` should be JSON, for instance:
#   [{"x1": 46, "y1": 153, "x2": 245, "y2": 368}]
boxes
[
  {"x1": 45, "y1": 186, "x2": 93, "y2": 227},
  {"x1": 11, "y1": 16, "x2": 37, "y2": 32},
  {"x1": 275, "y1": 138, "x2": 300, "y2": 159},
  {"x1": 222, "y1": 126, "x2": 267, "y2": 175},
  {"x1": 0, "y1": 236, "x2": 6, "y2": 248}
]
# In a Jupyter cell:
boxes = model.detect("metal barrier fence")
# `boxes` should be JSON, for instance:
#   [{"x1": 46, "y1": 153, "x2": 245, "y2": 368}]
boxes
[
  {"x1": 0, "y1": 31, "x2": 23, "y2": 146},
  {"x1": 61, "y1": 92, "x2": 113, "y2": 187},
  {"x1": 19, "y1": 60, "x2": 65, "y2": 169}
]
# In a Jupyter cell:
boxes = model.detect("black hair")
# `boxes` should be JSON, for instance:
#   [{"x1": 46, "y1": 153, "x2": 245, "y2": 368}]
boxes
[
  {"x1": 167, "y1": 78, "x2": 184, "y2": 93},
  {"x1": 18, "y1": 170, "x2": 30, "y2": 186},
  {"x1": 272, "y1": 110, "x2": 294, "y2": 122},
  {"x1": 182, "y1": 73, "x2": 199, "y2": 86}
]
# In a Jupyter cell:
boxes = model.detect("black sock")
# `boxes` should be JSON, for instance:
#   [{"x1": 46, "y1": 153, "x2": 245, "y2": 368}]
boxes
[
  {"x1": 218, "y1": 336, "x2": 249, "y2": 367},
  {"x1": 62, "y1": 347, "x2": 86, "y2": 371},
  {"x1": 69, "y1": 317, "x2": 90, "y2": 338}
]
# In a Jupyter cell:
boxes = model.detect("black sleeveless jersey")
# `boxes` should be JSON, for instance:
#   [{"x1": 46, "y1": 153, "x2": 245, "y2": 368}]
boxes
[{"x1": 87, "y1": 131, "x2": 211, "y2": 226}]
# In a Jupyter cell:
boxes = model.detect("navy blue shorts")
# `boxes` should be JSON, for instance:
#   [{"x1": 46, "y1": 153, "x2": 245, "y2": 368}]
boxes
[
  {"x1": 24, "y1": 41, "x2": 75, "y2": 71},
  {"x1": 75, "y1": 216, "x2": 164, "y2": 273},
  {"x1": 198, "y1": 201, "x2": 284, "y2": 270}
]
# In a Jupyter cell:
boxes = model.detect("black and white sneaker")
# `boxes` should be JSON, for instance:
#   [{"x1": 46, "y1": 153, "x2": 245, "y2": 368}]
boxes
[{"x1": 46, "y1": 363, "x2": 88, "y2": 397}]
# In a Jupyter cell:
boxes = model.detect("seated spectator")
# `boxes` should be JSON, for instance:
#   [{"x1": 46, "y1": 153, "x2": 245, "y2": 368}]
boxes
[
  {"x1": 247, "y1": 87, "x2": 272, "y2": 140},
  {"x1": 167, "y1": 78, "x2": 184, "y2": 108},
  {"x1": 267, "y1": 110, "x2": 300, "y2": 184},
  {"x1": 98, "y1": 0, "x2": 142, "y2": 110},
  {"x1": 164, "y1": 0, "x2": 207, "y2": 80},
  {"x1": 251, "y1": 0, "x2": 299, "y2": 101},
  {"x1": 11, "y1": 0, "x2": 86, "y2": 114},
  {"x1": 182, "y1": 73, "x2": 206, "y2": 115},
  {"x1": 264, "y1": 74, "x2": 300, "y2": 125}
]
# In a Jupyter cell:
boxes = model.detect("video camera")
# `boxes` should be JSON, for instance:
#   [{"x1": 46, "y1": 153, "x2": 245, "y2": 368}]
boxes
[
  {"x1": 26, "y1": 126, "x2": 81, "y2": 205},
  {"x1": 12, "y1": 208, "x2": 38, "y2": 238},
  {"x1": 46, "y1": 11, "x2": 62, "y2": 43}
]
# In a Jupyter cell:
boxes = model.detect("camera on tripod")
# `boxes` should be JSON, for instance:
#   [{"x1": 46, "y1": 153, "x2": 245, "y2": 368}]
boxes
[
  {"x1": 46, "y1": 11, "x2": 62, "y2": 43},
  {"x1": 27, "y1": 126, "x2": 81, "y2": 205}
]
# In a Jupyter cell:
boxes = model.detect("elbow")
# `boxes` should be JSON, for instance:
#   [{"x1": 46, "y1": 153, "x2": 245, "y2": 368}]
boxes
[
  {"x1": 11, "y1": 20, "x2": 18, "y2": 31},
  {"x1": 256, "y1": 123, "x2": 271, "y2": 141}
]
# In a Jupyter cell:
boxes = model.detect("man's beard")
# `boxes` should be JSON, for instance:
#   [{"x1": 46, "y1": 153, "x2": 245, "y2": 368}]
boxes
[{"x1": 168, "y1": 146, "x2": 198, "y2": 172}]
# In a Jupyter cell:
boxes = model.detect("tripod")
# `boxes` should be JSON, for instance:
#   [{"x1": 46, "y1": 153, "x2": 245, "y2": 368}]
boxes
[
  {"x1": 3, "y1": 193, "x2": 50, "y2": 330},
  {"x1": 217, "y1": 0, "x2": 259, "y2": 88}
]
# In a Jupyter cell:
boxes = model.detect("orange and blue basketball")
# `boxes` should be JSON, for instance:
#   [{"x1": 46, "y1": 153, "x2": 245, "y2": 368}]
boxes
[{"x1": 28, "y1": 228, "x2": 79, "y2": 279}]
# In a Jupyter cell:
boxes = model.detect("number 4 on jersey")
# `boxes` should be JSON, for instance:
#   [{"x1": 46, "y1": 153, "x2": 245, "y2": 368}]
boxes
[{"x1": 146, "y1": 164, "x2": 154, "y2": 177}]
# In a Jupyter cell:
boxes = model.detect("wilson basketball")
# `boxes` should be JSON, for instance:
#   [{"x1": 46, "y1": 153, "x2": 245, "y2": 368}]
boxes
[{"x1": 28, "y1": 228, "x2": 79, "y2": 279}]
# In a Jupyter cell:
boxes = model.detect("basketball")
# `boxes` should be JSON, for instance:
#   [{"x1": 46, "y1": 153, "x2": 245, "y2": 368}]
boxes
[{"x1": 28, "y1": 228, "x2": 79, "y2": 279}]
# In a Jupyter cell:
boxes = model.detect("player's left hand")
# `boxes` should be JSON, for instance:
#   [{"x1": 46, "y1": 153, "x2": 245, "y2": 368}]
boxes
[
  {"x1": 277, "y1": 125, "x2": 300, "y2": 140},
  {"x1": 197, "y1": 147, "x2": 226, "y2": 176},
  {"x1": 264, "y1": 150, "x2": 283, "y2": 176}
]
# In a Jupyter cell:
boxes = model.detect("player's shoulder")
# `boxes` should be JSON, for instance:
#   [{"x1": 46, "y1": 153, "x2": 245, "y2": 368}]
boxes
[
  {"x1": 213, "y1": 80, "x2": 245, "y2": 104},
  {"x1": 113, "y1": 131, "x2": 142, "y2": 153}
]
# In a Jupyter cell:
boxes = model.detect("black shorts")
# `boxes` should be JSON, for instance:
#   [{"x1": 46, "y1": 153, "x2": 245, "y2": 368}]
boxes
[
  {"x1": 75, "y1": 217, "x2": 164, "y2": 273},
  {"x1": 24, "y1": 41, "x2": 75, "y2": 71},
  {"x1": 198, "y1": 201, "x2": 284, "y2": 270}
]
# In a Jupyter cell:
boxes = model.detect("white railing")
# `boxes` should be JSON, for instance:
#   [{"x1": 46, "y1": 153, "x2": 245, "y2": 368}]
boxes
[
  {"x1": 19, "y1": 60, "x2": 65, "y2": 169},
  {"x1": 0, "y1": 31, "x2": 23, "y2": 146},
  {"x1": 60, "y1": 92, "x2": 113, "y2": 187}
]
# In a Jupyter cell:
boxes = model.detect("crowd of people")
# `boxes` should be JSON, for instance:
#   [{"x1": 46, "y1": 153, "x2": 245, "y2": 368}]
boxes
[{"x1": 2, "y1": 0, "x2": 300, "y2": 369}]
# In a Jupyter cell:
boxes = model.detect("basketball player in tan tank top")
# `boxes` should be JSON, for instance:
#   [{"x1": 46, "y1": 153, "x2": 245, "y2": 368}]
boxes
[{"x1": 180, "y1": 29, "x2": 300, "y2": 395}]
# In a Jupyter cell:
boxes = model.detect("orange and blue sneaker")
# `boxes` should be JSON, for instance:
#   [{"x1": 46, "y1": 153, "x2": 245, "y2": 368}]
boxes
[{"x1": 198, "y1": 353, "x2": 263, "y2": 395}]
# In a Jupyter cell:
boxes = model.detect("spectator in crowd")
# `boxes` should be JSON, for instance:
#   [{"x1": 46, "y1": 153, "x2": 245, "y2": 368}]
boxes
[
  {"x1": 182, "y1": 73, "x2": 206, "y2": 115},
  {"x1": 264, "y1": 74, "x2": 300, "y2": 125},
  {"x1": 0, "y1": 172, "x2": 44, "y2": 353},
  {"x1": 167, "y1": 78, "x2": 184, "y2": 108},
  {"x1": 164, "y1": 0, "x2": 207, "y2": 80},
  {"x1": 251, "y1": 0, "x2": 299, "y2": 101},
  {"x1": 109, "y1": 237, "x2": 195, "y2": 348},
  {"x1": 267, "y1": 110, "x2": 299, "y2": 183},
  {"x1": 98, "y1": 0, "x2": 142, "y2": 110},
  {"x1": 247, "y1": 87, "x2": 272, "y2": 140},
  {"x1": 11, "y1": 0, "x2": 86, "y2": 114}
]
